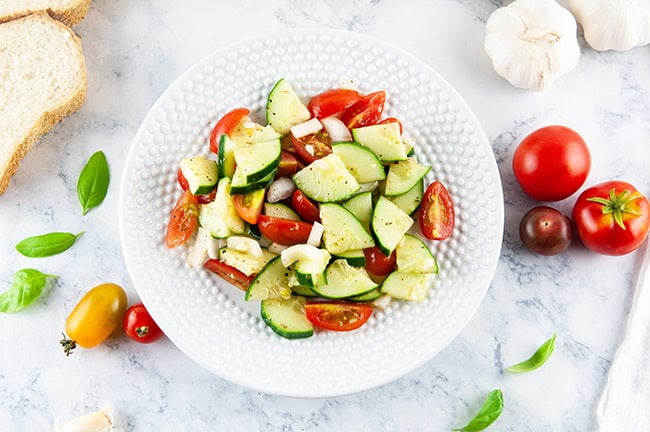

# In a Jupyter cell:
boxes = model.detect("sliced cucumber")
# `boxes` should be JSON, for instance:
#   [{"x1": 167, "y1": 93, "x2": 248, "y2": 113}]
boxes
[
  {"x1": 311, "y1": 259, "x2": 378, "y2": 299},
  {"x1": 342, "y1": 191, "x2": 374, "y2": 232},
  {"x1": 245, "y1": 256, "x2": 292, "y2": 301},
  {"x1": 291, "y1": 284, "x2": 318, "y2": 297},
  {"x1": 229, "y1": 119, "x2": 281, "y2": 147},
  {"x1": 266, "y1": 78, "x2": 311, "y2": 135},
  {"x1": 199, "y1": 177, "x2": 246, "y2": 238},
  {"x1": 292, "y1": 153, "x2": 360, "y2": 203},
  {"x1": 384, "y1": 158, "x2": 431, "y2": 197},
  {"x1": 331, "y1": 249, "x2": 366, "y2": 267},
  {"x1": 351, "y1": 123, "x2": 407, "y2": 162},
  {"x1": 217, "y1": 134, "x2": 237, "y2": 179},
  {"x1": 179, "y1": 155, "x2": 218, "y2": 195},
  {"x1": 349, "y1": 288, "x2": 382, "y2": 302},
  {"x1": 380, "y1": 270, "x2": 430, "y2": 301},
  {"x1": 332, "y1": 142, "x2": 386, "y2": 183},
  {"x1": 264, "y1": 202, "x2": 301, "y2": 221},
  {"x1": 261, "y1": 296, "x2": 314, "y2": 339},
  {"x1": 371, "y1": 196, "x2": 413, "y2": 255},
  {"x1": 281, "y1": 244, "x2": 331, "y2": 288},
  {"x1": 387, "y1": 178, "x2": 423, "y2": 216},
  {"x1": 320, "y1": 203, "x2": 375, "y2": 254},
  {"x1": 230, "y1": 167, "x2": 275, "y2": 195},
  {"x1": 396, "y1": 234, "x2": 438, "y2": 274},
  {"x1": 234, "y1": 138, "x2": 281, "y2": 183},
  {"x1": 219, "y1": 246, "x2": 276, "y2": 277}
]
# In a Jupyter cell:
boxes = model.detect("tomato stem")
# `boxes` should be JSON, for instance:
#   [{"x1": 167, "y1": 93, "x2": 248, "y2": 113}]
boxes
[
  {"x1": 136, "y1": 326, "x2": 150, "y2": 338},
  {"x1": 60, "y1": 333, "x2": 77, "y2": 357},
  {"x1": 587, "y1": 188, "x2": 642, "y2": 230}
]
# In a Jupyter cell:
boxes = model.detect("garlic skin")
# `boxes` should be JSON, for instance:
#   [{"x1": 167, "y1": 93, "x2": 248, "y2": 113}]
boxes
[
  {"x1": 54, "y1": 403, "x2": 113, "y2": 432},
  {"x1": 485, "y1": 0, "x2": 581, "y2": 91},
  {"x1": 570, "y1": 0, "x2": 650, "y2": 51}
]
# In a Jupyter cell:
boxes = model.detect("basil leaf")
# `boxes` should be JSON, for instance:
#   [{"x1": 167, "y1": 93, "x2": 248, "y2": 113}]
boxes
[
  {"x1": 77, "y1": 150, "x2": 110, "y2": 215},
  {"x1": 0, "y1": 269, "x2": 57, "y2": 313},
  {"x1": 506, "y1": 333, "x2": 556, "y2": 373},
  {"x1": 16, "y1": 231, "x2": 84, "y2": 258},
  {"x1": 453, "y1": 389, "x2": 504, "y2": 432}
]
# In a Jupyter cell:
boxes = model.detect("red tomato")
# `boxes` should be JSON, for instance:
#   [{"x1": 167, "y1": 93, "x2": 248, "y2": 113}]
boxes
[
  {"x1": 572, "y1": 180, "x2": 650, "y2": 256},
  {"x1": 177, "y1": 168, "x2": 190, "y2": 191},
  {"x1": 233, "y1": 189, "x2": 265, "y2": 225},
  {"x1": 419, "y1": 181, "x2": 455, "y2": 241},
  {"x1": 276, "y1": 150, "x2": 299, "y2": 178},
  {"x1": 257, "y1": 215, "x2": 313, "y2": 245},
  {"x1": 165, "y1": 190, "x2": 199, "y2": 248},
  {"x1": 305, "y1": 301, "x2": 373, "y2": 332},
  {"x1": 364, "y1": 246, "x2": 397, "y2": 276},
  {"x1": 204, "y1": 259, "x2": 255, "y2": 291},
  {"x1": 307, "y1": 88, "x2": 363, "y2": 119},
  {"x1": 339, "y1": 91, "x2": 386, "y2": 129},
  {"x1": 291, "y1": 190, "x2": 320, "y2": 223},
  {"x1": 291, "y1": 131, "x2": 332, "y2": 164},
  {"x1": 209, "y1": 107, "x2": 250, "y2": 154},
  {"x1": 123, "y1": 303, "x2": 164, "y2": 344},
  {"x1": 513, "y1": 125, "x2": 591, "y2": 201},
  {"x1": 196, "y1": 189, "x2": 216, "y2": 204},
  {"x1": 377, "y1": 117, "x2": 403, "y2": 134}
]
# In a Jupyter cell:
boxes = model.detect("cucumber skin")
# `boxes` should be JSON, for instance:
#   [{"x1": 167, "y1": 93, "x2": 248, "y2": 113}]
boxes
[{"x1": 260, "y1": 298, "x2": 314, "y2": 339}]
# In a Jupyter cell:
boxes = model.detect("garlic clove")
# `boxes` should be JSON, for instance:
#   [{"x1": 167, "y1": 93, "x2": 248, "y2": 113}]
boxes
[
  {"x1": 570, "y1": 0, "x2": 650, "y2": 51},
  {"x1": 485, "y1": 0, "x2": 581, "y2": 91},
  {"x1": 55, "y1": 403, "x2": 113, "y2": 432}
]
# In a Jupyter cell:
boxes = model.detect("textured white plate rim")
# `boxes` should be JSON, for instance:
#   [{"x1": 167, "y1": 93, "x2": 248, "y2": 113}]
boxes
[{"x1": 119, "y1": 28, "x2": 504, "y2": 398}]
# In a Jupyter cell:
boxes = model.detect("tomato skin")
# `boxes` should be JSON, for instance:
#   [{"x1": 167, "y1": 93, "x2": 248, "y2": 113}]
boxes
[
  {"x1": 209, "y1": 107, "x2": 250, "y2": 154},
  {"x1": 291, "y1": 190, "x2": 320, "y2": 223},
  {"x1": 291, "y1": 131, "x2": 332, "y2": 164},
  {"x1": 377, "y1": 117, "x2": 403, "y2": 134},
  {"x1": 572, "y1": 181, "x2": 650, "y2": 256},
  {"x1": 63, "y1": 283, "x2": 128, "y2": 353},
  {"x1": 307, "y1": 88, "x2": 363, "y2": 119},
  {"x1": 177, "y1": 168, "x2": 190, "y2": 191},
  {"x1": 519, "y1": 206, "x2": 573, "y2": 255},
  {"x1": 339, "y1": 91, "x2": 386, "y2": 129},
  {"x1": 123, "y1": 303, "x2": 163, "y2": 344},
  {"x1": 364, "y1": 246, "x2": 397, "y2": 276},
  {"x1": 204, "y1": 259, "x2": 254, "y2": 291},
  {"x1": 419, "y1": 181, "x2": 455, "y2": 241},
  {"x1": 257, "y1": 215, "x2": 313, "y2": 245},
  {"x1": 305, "y1": 301, "x2": 373, "y2": 332},
  {"x1": 513, "y1": 125, "x2": 591, "y2": 201},
  {"x1": 233, "y1": 189, "x2": 265, "y2": 225},
  {"x1": 165, "y1": 190, "x2": 199, "y2": 248},
  {"x1": 276, "y1": 150, "x2": 299, "y2": 178}
]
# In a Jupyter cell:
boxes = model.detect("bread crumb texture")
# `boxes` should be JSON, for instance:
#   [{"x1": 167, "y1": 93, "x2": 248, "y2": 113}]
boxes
[{"x1": 0, "y1": 0, "x2": 92, "y2": 26}]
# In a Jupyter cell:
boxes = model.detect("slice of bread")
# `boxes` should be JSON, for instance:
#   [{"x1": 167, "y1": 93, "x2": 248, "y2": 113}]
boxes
[
  {"x1": 0, "y1": 12, "x2": 87, "y2": 195},
  {"x1": 0, "y1": 0, "x2": 91, "y2": 27}
]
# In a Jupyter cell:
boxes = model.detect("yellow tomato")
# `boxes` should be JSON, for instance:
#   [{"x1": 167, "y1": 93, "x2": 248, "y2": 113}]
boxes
[{"x1": 61, "y1": 283, "x2": 128, "y2": 355}]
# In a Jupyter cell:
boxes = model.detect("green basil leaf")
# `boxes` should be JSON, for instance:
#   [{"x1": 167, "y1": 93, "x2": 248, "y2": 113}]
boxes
[
  {"x1": 77, "y1": 150, "x2": 110, "y2": 215},
  {"x1": 506, "y1": 333, "x2": 556, "y2": 373},
  {"x1": 15, "y1": 231, "x2": 84, "y2": 258},
  {"x1": 0, "y1": 269, "x2": 57, "y2": 313},
  {"x1": 453, "y1": 389, "x2": 503, "y2": 432}
]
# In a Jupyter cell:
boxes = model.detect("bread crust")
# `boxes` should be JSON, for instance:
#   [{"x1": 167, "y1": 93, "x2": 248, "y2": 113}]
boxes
[
  {"x1": 0, "y1": 12, "x2": 87, "y2": 195},
  {"x1": 0, "y1": 0, "x2": 92, "y2": 27}
]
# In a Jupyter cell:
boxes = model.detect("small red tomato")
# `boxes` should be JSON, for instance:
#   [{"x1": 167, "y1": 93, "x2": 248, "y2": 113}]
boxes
[
  {"x1": 177, "y1": 168, "x2": 190, "y2": 191},
  {"x1": 257, "y1": 215, "x2": 313, "y2": 245},
  {"x1": 204, "y1": 259, "x2": 255, "y2": 291},
  {"x1": 209, "y1": 107, "x2": 250, "y2": 154},
  {"x1": 123, "y1": 303, "x2": 164, "y2": 344},
  {"x1": 165, "y1": 190, "x2": 199, "y2": 248},
  {"x1": 340, "y1": 91, "x2": 386, "y2": 129},
  {"x1": 307, "y1": 88, "x2": 363, "y2": 119},
  {"x1": 519, "y1": 206, "x2": 573, "y2": 255},
  {"x1": 572, "y1": 180, "x2": 650, "y2": 256},
  {"x1": 364, "y1": 246, "x2": 397, "y2": 276},
  {"x1": 291, "y1": 190, "x2": 320, "y2": 223},
  {"x1": 513, "y1": 125, "x2": 591, "y2": 202},
  {"x1": 419, "y1": 181, "x2": 455, "y2": 241},
  {"x1": 291, "y1": 131, "x2": 332, "y2": 164},
  {"x1": 232, "y1": 189, "x2": 265, "y2": 225},
  {"x1": 276, "y1": 150, "x2": 299, "y2": 178},
  {"x1": 305, "y1": 301, "x2": 373, "y2": 332}
]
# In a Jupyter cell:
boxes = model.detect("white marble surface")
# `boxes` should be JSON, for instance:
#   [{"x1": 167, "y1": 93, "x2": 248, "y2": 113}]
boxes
[{"x1": 1, "y1": 0, "x2": 649, "y2": 430}]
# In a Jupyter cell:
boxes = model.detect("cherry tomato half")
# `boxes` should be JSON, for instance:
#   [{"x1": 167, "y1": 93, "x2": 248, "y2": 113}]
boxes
[
  {"x1": 307, "y1": 88, "x2": 363, "y2": 119},
  {"x1": 572, "y1": 180, "x2": 650, "y2": 256},
  {"x1": 419, "y1": 181, "x2": 455, "y2": 241},
  {"x1": 123, "y1": 303, "x2": 164, "y2": 344},
  {"x1": 204, "y1": 259, "x2": 255, "y2": 291},
  {"x1": 61, "y1": 283, "x2": 128, "y2": 355},
  {"x1": 364, "y1": 246, "x2": 397, "y2": 276},
  {"x1": 291, "y1": 131, "x2": 332, "y2": 164},
  {"x1": 233, "y1": 189, "x2": 265, "y2": 225},
  {"x1": 257, "y1": 215, "x2": 313, "y2": 245},
  {"x1": 291, "y1": 190, "x2": 320, "y2": 223},
  {"x1": 305, "y1": 301, "x2": 373, "y2": 332},
  {"x1": 209, "y1": 107, "x2": 250, "y2": 154},
  {"x1": 276, "y1": 150, "x2": 299, "y2": 178},
  {"x1": 339, "y1": 91, "x2": 386, "y2": 129},
  {"x1": 513, "y1": 125, "x2": 591, "y2": 202},
  {"x1": 165, "y1": 190, "x2": 199, "y2": 248}
]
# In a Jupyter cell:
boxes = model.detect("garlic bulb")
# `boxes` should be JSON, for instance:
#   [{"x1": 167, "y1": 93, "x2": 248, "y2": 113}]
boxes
[
  {"x1": 55, "y1": 403, "x2": 113, "y2": 432},
  {"x1": 484, "y1": 0, "x2": 581, "y2": 91},
  {"x1": 570, "y1": 0, "x2": 650, "y2": 51}
]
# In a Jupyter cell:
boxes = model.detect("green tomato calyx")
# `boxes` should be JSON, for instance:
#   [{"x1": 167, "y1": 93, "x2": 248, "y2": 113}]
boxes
[{"x1": 587, "y1": 188, "x2": 642, "y2": 230}]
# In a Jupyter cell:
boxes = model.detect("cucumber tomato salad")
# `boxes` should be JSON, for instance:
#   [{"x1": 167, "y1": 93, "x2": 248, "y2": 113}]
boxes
[{"x1": 165, "y1": 78, "x2": 455, "y2": 339}]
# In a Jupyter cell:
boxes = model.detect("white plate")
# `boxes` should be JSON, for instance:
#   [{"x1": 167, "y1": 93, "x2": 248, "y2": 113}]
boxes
[{"x1": 119, "y1": 29, "x2": 503, "y2": 398}]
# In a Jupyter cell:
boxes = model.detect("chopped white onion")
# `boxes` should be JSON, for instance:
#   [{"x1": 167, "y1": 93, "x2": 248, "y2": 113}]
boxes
[
  {"x1": 372, "y1": 294, "x2": 393, "y2": 310},
  {"x1": 268, "y1": 242, "x2": 289, "y2": 254},
  {"x1": 267, "y1": 177, "x2": 296, "y2": 203},
  {"x1": 207, "y1": 235, "x2": 225, "y2": 260},
  {"x1": 290, "y1": 118, "x2": 323, "y2": 139},
  {"x1": 307, "y1": 221, "x2": 324, "y2": 247},
  {"x1": 321, "y1": 116, "x2": 352, "y2": 142},
  {"x1": 187, "y1": 229, "x2": 209, "y2": 268},
  {"x1": 227, "y1": 236, "x2": 263, "y2": 258}
]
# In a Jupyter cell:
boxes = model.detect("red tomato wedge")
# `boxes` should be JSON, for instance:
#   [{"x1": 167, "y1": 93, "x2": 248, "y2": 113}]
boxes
[
  {"x1": 291, "y1": 190, "x2": 320, "y2": 223},
  {"x1": 204, "y1": 259, "x2": 255, "y2": 291},
  {"x1": 419, "y1": 181, "x2": 455, "y2": 241},
  {"x1": 209, "y1": 107, "x2": 250, "y2": 154},
  {"x1": 177, "y1": 168, "x2": 190, "y2": 191},
  {"x1": 364, "y1": 246, "x2": 396, "y2": 276},
  {"x1": 340, "y1": 91, "x2": 386, "y2": 129},
  {"x1": 165, "y1": 190, "x2": 199, "y2": 248},
  {"x1": 305, "y1": 301, "x2": 373, "y2": 332},
  {"x1": 257, "y1": 215, "x2": 313, "y2": 245},
  {"x1": 307, "y1": 88, "x2": 363, "y2": 119},
  {"x1": 232, "y1": 189, "x2": 265, "y2": 225},
  {"x1": 276, "y1": 150, "x2": 299, "y2": 178},
  {"x1": 291, "y1": 131, "x2": 332, "y2": 164}
]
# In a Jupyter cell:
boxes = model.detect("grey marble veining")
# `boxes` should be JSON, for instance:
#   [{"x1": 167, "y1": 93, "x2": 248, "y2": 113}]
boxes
[{"x1": 1, "y1": 0, "x2": 649, "y2": 430}]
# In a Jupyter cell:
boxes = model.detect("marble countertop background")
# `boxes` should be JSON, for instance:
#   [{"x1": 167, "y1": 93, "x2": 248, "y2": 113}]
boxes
[{"x1": 1, "y1": 0, "x2": 649, "y2": 430}]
